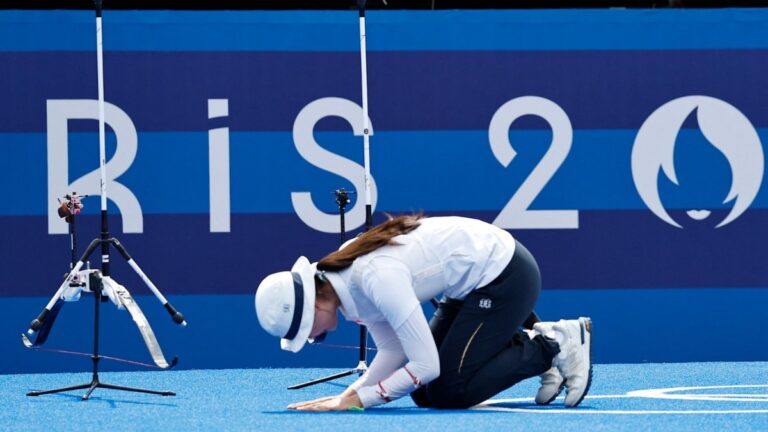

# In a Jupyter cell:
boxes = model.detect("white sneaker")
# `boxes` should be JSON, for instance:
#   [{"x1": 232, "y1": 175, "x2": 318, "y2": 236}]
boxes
[
  {"x1": 551, "y1": 317, "x2": 593, "y2": 407},
  {"x1": 535, "y1": 367, "x2": 565, "y2": 405},
  {"x1": 531, "y1": 321, "x2": 565, "y2": 405}
]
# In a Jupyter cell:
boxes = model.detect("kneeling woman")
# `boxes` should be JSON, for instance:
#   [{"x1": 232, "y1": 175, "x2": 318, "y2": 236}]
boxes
[{"x1": 255, "y1": 215, "x2": 592, "y2": 411}]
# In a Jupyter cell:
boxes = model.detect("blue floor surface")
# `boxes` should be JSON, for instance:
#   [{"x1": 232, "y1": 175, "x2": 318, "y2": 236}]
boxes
[{"x1": 2, "y1": 362, "x2": 766, "y2": 432}]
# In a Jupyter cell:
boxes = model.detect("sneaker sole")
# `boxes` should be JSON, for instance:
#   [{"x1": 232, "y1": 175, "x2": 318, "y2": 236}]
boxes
[{"x1": 568, "y1": 317, "x2": 593, "y2": 407}]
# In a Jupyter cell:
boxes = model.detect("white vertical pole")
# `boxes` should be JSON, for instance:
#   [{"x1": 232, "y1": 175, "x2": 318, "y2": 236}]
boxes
[
  {"x1": 95, "y1": 3, "x2": 112, "y2": 276},
  {"x1": 96, "y1": 12, "x2": 107, "y2": 213},
  {"x1": 359, "y1": 2, "x2": 373, "y2": 230},
  {"x1": 357, "y1": 0, "x2": 371, "y2": 371}
]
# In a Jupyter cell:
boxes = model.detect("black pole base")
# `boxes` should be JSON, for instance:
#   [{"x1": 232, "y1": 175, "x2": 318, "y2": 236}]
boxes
[
  {"x1": 288, "y1": 364, "x2": 366, "y2": 390},
  {"x1": 27, "y1": 380, "x2": 175, "y2": 400}
]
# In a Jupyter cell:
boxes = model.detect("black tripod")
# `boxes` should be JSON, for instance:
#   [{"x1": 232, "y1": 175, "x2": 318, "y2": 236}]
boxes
[
  {"x1": 27, "y1": 272, "x2": 176, "y2": 400},
  {"x1": 289, "y1": 189, "x2": 368, "y2": 389},
  {"x1": 25, "y1": 0, "x2": 184, "y2": 400}
]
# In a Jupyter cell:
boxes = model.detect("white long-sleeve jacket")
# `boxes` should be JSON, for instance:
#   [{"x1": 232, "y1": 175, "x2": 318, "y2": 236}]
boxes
[{"x1": 323, "y1": 217, "x2": 516, "y2": 408}]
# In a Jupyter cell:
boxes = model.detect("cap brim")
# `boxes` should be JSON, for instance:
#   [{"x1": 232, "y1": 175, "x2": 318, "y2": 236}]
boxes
[{"x1": 280, "y1": 256, "x2": 316, "y2": 352}]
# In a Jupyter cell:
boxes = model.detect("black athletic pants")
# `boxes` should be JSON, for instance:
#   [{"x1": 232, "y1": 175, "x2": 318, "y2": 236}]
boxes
[{"x1": 410, "y1": 239, "x2": 560, "y2": 409}]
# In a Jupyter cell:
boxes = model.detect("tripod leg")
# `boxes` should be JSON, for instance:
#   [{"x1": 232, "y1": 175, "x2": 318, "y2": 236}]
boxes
[
  {"x1": 26, "y1": 381, "x2": 175, "y2": 398},
  {"x1": 82, "y1": 381, "x2": 99, "y2": 400},
  {"x1": 99, "y1": 382, "x2": 175, "y2": 396},
  {"x1": 24, "y1": 238, "x2": 101, "y2": 339},
  {"x1": 288, "y1": 369, "x2": 357, "y2": 390},
  {"x1": 27, "y1": 383, "x2": 91, "y2": 397},
  {"x1": 21, "y1": 300, "x2": 64, "y2": 348},
  {"x1": 110, "y1": 239, "x2": 186, "y2": 326},
  {"x1": 25, "y1": 262, "x2": 87, "y2": 337}
]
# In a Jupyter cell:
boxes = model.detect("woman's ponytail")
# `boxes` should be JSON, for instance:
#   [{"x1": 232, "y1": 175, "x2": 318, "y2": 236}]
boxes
[{"x1": 317, "y1": 213, "x2": 424, "y2": 272}]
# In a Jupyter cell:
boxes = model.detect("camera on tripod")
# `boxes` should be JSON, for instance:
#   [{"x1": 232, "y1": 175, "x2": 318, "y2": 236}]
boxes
[{"x1": 333, "y1": 188, "x2": 355, "y2": 209}]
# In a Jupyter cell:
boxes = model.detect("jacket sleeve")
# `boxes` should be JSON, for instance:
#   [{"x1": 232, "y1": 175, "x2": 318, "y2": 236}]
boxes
[
  {"x1": 347, "y1": 320, "x2": 407, "y2": 394},
  {"x1": 353, "y1": 307, "x2": 440, "y2": 408}
]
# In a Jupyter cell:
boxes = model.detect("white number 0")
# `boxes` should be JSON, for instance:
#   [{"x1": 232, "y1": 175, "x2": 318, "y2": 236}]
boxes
[{"x1": 489, "y1": 96, "x2": 579, "y2": 229}]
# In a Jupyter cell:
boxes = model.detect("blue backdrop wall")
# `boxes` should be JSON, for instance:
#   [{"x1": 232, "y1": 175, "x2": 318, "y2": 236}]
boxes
[{"x1": 1, "y1": 9, "x2": 766, "y2": 374}]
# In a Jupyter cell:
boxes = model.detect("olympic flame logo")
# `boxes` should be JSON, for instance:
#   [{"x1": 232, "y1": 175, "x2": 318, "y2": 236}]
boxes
[{"x1": 631, "y1": 96, "x2": 764, "y2": 228}]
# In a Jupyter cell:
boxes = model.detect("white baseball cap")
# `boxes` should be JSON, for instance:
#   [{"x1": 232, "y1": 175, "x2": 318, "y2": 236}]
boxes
[{"x1": 255, "y1": 256, "x2": 316, "y2": 353}]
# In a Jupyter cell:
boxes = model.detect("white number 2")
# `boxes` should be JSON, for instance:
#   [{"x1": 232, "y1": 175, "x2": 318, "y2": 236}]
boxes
[{"x1": 489, "y1": 96, "x2": 578, "y2": 229}]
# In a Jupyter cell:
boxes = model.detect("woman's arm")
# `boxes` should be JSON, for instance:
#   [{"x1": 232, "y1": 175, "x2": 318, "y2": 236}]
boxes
[
  {"x1": 291, "y1": 312, "x2": 423, "y2": 411},
  {"x1": 353, "y1": 307, "x2": 440, "y2": 408},
  {"x1": 344, "y1": 320, "x2": 407, "y2": 397},
  {"x1": 288, "y1": 321, "x2": 404, "y2": 412}
]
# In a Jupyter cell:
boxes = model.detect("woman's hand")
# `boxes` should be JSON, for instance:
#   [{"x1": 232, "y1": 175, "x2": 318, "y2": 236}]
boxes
[
  {"x1": 287, "y1": 396, "x2": 335, "y2": 410},
  {"x1": 288, "y1": 391, "x2": 363, "y2": 412}
]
